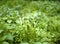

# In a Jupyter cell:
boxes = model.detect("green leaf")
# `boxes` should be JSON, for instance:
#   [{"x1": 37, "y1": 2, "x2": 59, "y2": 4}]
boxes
[
  {"x1": 21, "y1": 42, "x2": 29, "y2": 44},
  {"x1": 2, "y1": 42, "x2": 9, "y2": 44},
  {"x1": 35, "y1": 42, "x2": 41, "y2": 44},
  {"x1": 0, "y1": 29, "x2": 3, "y2": 33},
  {"x1": 6, "y1": 33, "x2": 13, "y2": 41},
  {"x1": 7, "y1": 20, "x2": 12, "y2": 23}
]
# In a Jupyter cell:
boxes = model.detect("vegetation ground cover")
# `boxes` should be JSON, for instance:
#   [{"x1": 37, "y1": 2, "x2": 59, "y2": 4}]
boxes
[{"x1": 0, "y1": 0, "x2": 60, "y2": 44}]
